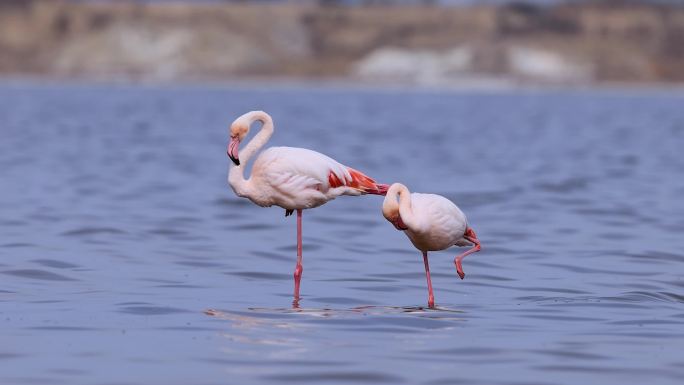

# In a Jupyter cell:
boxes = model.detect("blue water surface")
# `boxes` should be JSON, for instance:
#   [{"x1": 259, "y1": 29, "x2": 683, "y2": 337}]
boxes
[{"x1": 1, "y1": 82, "x2": 684, "y2": 385}]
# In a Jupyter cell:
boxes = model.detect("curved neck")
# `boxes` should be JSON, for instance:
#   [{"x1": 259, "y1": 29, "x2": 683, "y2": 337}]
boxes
[
  {"x1": 239, "y1": 111, "x2": 274, "y2": 166},
  {"x1": 385, "y1": 183, "x2": 422, "y2": 231},
  {"x1": 228, "y1": 111, "x2": 274, "y2": 197}
]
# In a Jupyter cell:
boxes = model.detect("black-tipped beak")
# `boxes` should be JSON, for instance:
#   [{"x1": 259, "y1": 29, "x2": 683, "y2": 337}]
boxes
[
  {"x1": 227, "y1": 136, "x2": 240, "y2": 166},
  {"x1": 229, "y1": 154, "x2": 240, "y2": 166}
]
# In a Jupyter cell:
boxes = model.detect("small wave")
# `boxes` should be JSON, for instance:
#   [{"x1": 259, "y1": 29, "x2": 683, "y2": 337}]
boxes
[
  {"x1": 535, "y1": 177, "x2": 591, "y2": 193},
  {"x1": 260, "y1": 371, "x2": 404, "y2": 383},
  {"x1": 1, "y1": 242, "x2": 34, "y2": 248},
  {"x1": 61, "y1": 227, "x2": 127, "y2": 236},
  {"x1": 613, "y1": 291, "x2": 684, "y2": 304},
  {"x1": 118, "y1": 305, "x2": 190, "y2": 315},
  {"x1": 227, "y1": 271, "x2": 292, "y2": 281},
  {"x1": 31, "y1": 259, "x2": 80, "y2": 269},
  {"x1": 2, "y1": 269, "x2": 77, "y2": 281},
  {"x1": 27, "y1": 326, "x2": 100, "y2": 331}
]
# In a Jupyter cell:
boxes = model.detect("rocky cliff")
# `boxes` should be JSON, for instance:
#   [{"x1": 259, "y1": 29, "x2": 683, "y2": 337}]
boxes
[{"x1": 1, "y1": 0, "x2": 682, "y2": 84}]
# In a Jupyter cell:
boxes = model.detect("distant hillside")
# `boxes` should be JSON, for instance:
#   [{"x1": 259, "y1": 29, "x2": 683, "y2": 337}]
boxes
[{"x1": 1, "y1": 0, "x2": 683, "y2": 84}]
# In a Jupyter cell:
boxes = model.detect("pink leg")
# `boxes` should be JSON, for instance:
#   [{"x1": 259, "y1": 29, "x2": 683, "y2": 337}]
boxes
[
  {"x1": 455, "y1": 228, "x2": 481, "y2": 280},
  {"x1": 293, "y1": 209, "x2": 303, "y2": 302},
  {"x1": 422, "y1": 251, "x2": 435, "y2": 308}
]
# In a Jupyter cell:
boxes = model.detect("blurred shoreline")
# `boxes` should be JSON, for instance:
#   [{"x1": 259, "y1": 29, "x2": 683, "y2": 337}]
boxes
[
  {"x1": 4, "y1": 76, "x2": 684, "y2": 96},
  {"x1": 1, "y1": 0, "x2": 683, "y2": 86}
]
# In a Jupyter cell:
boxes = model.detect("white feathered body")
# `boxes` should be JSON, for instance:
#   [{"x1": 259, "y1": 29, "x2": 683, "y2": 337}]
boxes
[
  {"x1": 229, "y1": 146, "x2": 369, "y2": 210},
  {"x1": 404, "y1": 193, "x2": 470, "y2": 252}
]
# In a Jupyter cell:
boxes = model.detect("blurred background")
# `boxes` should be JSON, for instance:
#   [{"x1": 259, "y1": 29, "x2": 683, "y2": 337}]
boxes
[{"x1": 1, "y1": 0, "x2": 683, "y2": 85}]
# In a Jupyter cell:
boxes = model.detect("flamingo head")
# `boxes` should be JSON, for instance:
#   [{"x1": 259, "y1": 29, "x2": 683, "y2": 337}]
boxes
[
  {"x1": 227, "y1": 121, "x2": 249, "y2": 166},
  {"x1": 390, "y1": 215, "x2": 409, "y2": 231},
  {"x1": 382, "y1": 196, "x2": 409, "y2": 231}
]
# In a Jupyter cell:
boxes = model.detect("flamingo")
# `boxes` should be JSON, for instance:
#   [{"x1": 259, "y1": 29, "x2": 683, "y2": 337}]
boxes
[
  {"x1": 227, "y1": 111, "x2": 388, "y2": 303},
  {"x1": 382, "y1": 183, "x2": 481, "y2": 308}
]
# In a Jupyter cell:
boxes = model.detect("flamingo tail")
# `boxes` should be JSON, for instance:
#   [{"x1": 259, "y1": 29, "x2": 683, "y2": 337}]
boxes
[
  {"x1": 367, "y1": 183, "x2": 389, "y2": 196},
  {"x1": 328, "y1": 168, "x2": 388, "y2": 196}
]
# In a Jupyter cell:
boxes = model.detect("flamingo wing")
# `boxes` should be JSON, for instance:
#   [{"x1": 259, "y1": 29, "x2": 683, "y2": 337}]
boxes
[
  {"x1": 255, "y1": 146, "x2": 386, "y2": 196},
  {"x1": 411, "y1": 193, "x2": 468, "y2": 243}
]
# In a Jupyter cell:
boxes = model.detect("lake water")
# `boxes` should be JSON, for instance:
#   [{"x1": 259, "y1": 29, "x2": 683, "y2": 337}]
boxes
[{"x1": 1, "y1": 82, "x2": 684, "y2": 385}]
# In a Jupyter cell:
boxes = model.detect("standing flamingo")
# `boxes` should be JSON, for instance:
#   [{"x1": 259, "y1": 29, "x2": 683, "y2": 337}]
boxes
[
  {"x1": 227, "y1": 111, "x2": 388, "y2": 303},
  {"x1": 382, "y1": 183, "x2": 481, "y2": 308}
]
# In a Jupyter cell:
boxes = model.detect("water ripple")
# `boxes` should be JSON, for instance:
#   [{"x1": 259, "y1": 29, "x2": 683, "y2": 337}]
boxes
[
  {"x1": 2, "y1": 269, "x2": 77, "y2": 281},
  {"x1": 4, "y1": 84, "x2": 684, "y2": 385},
  {"x1": 31, "y1": 259, "x2": 80, "y2": 269},
  {"x1": 118, "y1": 305, "x2": 190, "y2": 315},
  {"x1": 61, "y1": 227, "x2": 126, "y2": 236},
  {"x1": 261, "y1": 371, "x2": 405, "y2": 383},
  {"x1": 227, "y1": 271, "x2": 292, "y2": 281}
]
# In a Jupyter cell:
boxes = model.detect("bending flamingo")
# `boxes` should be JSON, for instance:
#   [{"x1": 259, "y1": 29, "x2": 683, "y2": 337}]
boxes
[
  {"x1": 382, "y1": 183, "x2": 481, "y2": 308},
  {"x1": 227, "y1": 111, "x2": 388, "y2": 303}
]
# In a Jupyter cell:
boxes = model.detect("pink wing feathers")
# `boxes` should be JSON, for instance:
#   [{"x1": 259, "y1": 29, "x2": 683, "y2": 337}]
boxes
[
  {"x1": 253, "y1": 146, "x2": 388, "y2": 198},
  {"x1": 328, "y1": 167, "x2": 388, "y2": 195}
]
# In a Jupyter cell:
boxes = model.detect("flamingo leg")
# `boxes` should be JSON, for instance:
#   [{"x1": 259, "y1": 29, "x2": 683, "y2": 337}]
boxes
[
  {"x1": 422, "y1": 251, "x2": 435, "y2": 308},
  {"x1": 293, "y1": 209, "x2": 303, "y2": 302},
  {"x1": 454, "y1": 228, "x2": 481, "y2": 280}
]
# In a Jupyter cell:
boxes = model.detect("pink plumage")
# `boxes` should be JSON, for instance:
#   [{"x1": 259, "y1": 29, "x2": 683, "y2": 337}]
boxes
[
  {"x1": 382, "y1": 183, "x2": 481, "y2": 308},
  {"x1": 227, "y1": 111, "x2": 387, "y2": 305}
]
